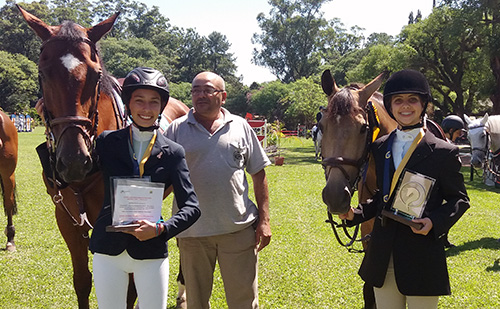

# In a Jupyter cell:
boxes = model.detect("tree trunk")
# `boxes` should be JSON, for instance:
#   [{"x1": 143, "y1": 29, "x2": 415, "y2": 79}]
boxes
[{"x1": 491, "y1": 55, "x2": 500, "y2": 115}]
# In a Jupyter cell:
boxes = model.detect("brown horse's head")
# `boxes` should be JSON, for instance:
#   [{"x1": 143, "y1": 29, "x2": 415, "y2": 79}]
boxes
[
  {"x1": 18, "y1": 5, "x2": 119, "y2": 183},
  {"x1": 320, "y1": 70, "x2": 394, "y2": 214}
]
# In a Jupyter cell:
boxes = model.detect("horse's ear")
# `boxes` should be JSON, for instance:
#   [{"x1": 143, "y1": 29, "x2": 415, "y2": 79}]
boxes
[
  {"x1": 321, "y1": 69, "x2": 340, "y2": 96},
  {"x1": 87, "y1": 12, "x2": 120, "y2": 43},
  {"x1": 464, "y1": 114, "x2": 472, "y2": 125},
  {"x1": 481, "y1": 113, "x2": 489, "y2": 125},
  {"x1": 17, "y1": 4, "x2": 56, "y2": 41},
  {"x1": 357, "y1": 71, "x2": 388, "y2": 107}
]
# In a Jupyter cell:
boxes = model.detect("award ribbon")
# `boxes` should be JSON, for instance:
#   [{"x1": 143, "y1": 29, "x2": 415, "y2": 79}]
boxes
[{"x1": 129, "y1": 126, "x2": 157, "y2": 177}]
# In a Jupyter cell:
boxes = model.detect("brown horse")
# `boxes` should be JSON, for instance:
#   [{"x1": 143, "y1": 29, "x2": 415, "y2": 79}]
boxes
[
  {"x1": 18, "y1": 5, "x2": 188, "y2": 309},
  {"x1": 0, "y1": 110, "x2": 18, "y2": 252},
  {"x1": 320, "y1": 70, "x2": 397, "y2": 308}
]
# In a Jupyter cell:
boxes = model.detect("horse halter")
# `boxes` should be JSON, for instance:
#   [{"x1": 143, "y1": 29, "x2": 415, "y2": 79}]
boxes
[{"x1": 39, "y1": 36, "x2": 102, "y2": 156}]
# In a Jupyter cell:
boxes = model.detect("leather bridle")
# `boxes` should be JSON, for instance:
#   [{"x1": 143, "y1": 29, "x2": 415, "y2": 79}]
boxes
[
  {"x1": 39, "y1": 37, "x2": 102, "y2": 159},
  {"x1": 322, "y1": 102, "x2": 380, "y2": 252},
  {"x1": 38, "y1": 36, "x2": 103, "y2": 232},
  {"x1": 321, "y1": 103, "x2": 377, "y2": 195},
  {"x1": 469, "y1": 124, "x2": 500, "y2": 177}
]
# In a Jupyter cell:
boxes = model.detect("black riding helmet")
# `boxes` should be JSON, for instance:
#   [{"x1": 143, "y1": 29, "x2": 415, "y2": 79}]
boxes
[
  {"x1": 383, "y1": 69, "x2": 432, "y2": 121},
  {"x1": 441, "y1": 115, "x2": 465, "y2": 136},
  {"x1": 122, "y1": 67, "x2": 170, "y2": 112},
  {"x1": 442, "y1": 115, "x2": 465, "y2": 132}
]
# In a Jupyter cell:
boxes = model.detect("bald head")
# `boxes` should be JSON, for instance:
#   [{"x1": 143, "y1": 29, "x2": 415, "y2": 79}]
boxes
[{"x1": 193, "y1": 71, "x2": 225, "y2": 91}]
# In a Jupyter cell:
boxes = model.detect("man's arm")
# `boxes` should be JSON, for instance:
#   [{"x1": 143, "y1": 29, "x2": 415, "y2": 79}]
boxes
[{"x1": 251, "y1": 169, "x2": 271, "y2": 252}]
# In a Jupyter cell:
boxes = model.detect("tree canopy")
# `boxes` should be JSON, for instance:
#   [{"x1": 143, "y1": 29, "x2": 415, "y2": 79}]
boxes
[{"x1": 0, "y1": 0, "x2": 499, "y2": 127}]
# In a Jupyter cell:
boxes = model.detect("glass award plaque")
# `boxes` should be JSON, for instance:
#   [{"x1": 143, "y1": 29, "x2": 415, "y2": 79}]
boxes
[
  {"x1": 382, "y1": 169, "x2": 435, "y2": 229},
  {"x1": 106, "y1": 177, "x2": 164, "y2": 232}
]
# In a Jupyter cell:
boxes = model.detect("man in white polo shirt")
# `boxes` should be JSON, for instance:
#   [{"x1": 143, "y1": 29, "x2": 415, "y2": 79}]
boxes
[{"x1": 165, "y1": 71, "x2": 271, "y2": 309}]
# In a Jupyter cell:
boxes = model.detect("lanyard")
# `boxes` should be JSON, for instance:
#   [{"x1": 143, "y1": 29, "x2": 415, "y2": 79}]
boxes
[
  {"x1": 129, "y1": 126, "x2": 157, "y2": 177},
  {"x1": 382, "y1": 129, "x2": 424, "y2": 203}
]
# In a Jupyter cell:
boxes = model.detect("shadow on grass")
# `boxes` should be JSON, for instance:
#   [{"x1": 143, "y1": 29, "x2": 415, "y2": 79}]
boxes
[
  {"x1": 461, "y1": 167, "x2": 500, "y2": 193},
  {"x1": 446, "y1": 237, "x2": 500, "y2": 272}
]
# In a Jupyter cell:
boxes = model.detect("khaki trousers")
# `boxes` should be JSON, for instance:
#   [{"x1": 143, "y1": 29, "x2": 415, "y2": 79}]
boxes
[
  {"x1": 374, "y1": 256, "x2": 439, "y2": 309},
  {"x1": 178, "y1": 226, "x2": 258, "y2": 309}
]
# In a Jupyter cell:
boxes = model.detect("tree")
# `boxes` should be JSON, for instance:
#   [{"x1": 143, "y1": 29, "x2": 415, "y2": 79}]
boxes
[
  {"x1": 175, "y1": 28, "x2": 207, "y2": 83},
  {"x1": 252, "y1": 0, "x2": 331, "y2": 83},
  {"x1": 225, "y1": 81, "x2": 250, "y2": 117},
  {"x1": 169, "y1": 82, "x2": 192, "y2": 107},
  {"x1": 284, "y1": 77, "x2": 325, "y2": 127},
  {"x1": 249, "y1": 80, "x2": 290, "y2": 121},
  {"x1": 0, "y1": 0, "x2": 53, "y2": 62},
  {"x1": 51, "y1": 0, "x2": 93, "y2": 26},
  {"x1": 347, "y1": 44, "x2": 415, "y2": 84},
  {"x1": 400, "y1": 6, "x2": 490, "y2": 116},
  {"x1": 99, "y1": 37, "x2": 174, "y2": 79},
  {"x1": 206, "y1": 32, "x2": 237, "y2": 81},
  {"x1": 0, "y1": 51, "x2": 39, "y2": 112},
  {"x1": 441, "y1": 0, "x2": 500, "y2": 114}
]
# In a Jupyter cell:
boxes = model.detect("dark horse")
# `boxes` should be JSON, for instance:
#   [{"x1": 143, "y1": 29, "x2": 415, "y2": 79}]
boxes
[
  {"x1": 320, "y1": 70, "x2": 397, "y2": 308},
  {"x1": 18, "y1": 5, "x2": 188, "y2": 308},
  {"x1": 0, "y1": 110, "x2": 18, "y2": 252}
]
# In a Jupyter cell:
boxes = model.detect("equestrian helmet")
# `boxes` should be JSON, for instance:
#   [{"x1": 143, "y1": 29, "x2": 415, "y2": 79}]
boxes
[
  {"x1": 383, "y1": 69, "x2": 432, "y2": 120},
  {"x1": 442, "y1": 115, "x2": 465, "y2": 131},
  {"x1": 122, "y1": 67, "x2": 170, "y2": 112}
]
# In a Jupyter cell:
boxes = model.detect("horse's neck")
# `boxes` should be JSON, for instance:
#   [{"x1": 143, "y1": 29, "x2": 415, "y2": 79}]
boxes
[
  {"x1": 96, "y1": 91, "x2": 124, "y2": 135},
  {"x1": 488, "y1": 116, "x2": 500, "y2": 153},
  {"x1": 374, "y1": 100, "x2": 397, "y2": 136}
]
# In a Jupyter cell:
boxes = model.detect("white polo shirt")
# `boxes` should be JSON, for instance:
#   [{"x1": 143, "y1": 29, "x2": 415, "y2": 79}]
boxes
[{"x1": 165, "y1": 108, "x2": 271, "y2": 237}]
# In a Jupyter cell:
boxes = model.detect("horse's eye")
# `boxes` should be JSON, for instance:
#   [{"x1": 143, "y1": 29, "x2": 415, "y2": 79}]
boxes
[{"x1": 360, "y1": 124, "x2": 367, "y2": 133}]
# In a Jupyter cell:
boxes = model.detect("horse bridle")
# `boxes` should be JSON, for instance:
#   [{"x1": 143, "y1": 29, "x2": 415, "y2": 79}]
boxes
[
  {"x1": 469, "y1": 124, "x2": 490, "y2": 156},
  {"x1": 38, "y1": 36, "x2": 103, "y2": 232},
  {"x1": 321, "y1": 103, "x2": 377, "y2": 197},
  {"x1": 469, "y1": 124, "x2": 500, "y2": 177},
  {"x1": 322, "y1": 102, "x2": 379, "y2": 252},
  {"x1": 39, "y1": 36, "x2": 102, "y2": 158}
]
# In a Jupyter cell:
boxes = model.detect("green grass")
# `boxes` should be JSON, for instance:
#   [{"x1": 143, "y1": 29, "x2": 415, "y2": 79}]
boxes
[{"x1": 0, "y1": 131, "x2": 499, "y2": 308}]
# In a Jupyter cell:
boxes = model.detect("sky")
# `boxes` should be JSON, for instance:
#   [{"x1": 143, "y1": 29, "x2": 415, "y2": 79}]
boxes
[{"x1": 5, "y1": 0, "x2": 434, "y2": 85}]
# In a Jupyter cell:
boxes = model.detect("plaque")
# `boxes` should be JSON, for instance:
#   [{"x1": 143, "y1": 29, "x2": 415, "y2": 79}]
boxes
[
  {"x1": 383, "y1": 169, "x2": 435, "y2": 229},
  {"x1": 106, "y1": 177, "x2": 164, "y2": 232}
]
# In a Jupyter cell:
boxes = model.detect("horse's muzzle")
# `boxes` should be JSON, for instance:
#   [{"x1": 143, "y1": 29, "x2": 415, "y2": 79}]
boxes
[{"x1": 322, "y1": 184, "x2": 352, "y2": 215}]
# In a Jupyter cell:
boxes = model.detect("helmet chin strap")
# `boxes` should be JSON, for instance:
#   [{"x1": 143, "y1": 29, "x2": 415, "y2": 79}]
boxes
[
  {"x1": 399, "y1": 113, "x2": 427, "y2": 131},
  {"x1": 400, "y1": 122, "x2": 424, "y2": 131},
  {"x1": 130, "y1": 114, "x2": 161, "y2": 131}
]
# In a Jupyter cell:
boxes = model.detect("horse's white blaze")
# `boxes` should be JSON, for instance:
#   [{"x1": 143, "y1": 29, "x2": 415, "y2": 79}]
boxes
[{"x1": 60, "y1": 53, "x2": 82, "y2": 74}]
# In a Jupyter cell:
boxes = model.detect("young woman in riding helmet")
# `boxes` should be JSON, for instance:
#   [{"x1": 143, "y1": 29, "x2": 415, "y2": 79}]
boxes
[
  {"x1": 442, "y1": 115, "x2": 465, "y2": 143},
  {"x1": 89, "y1": 67, "x2": 200, "y2": 309},
  {"x1": 340, "y1": 69, "x2": 469, "y2": 309}
]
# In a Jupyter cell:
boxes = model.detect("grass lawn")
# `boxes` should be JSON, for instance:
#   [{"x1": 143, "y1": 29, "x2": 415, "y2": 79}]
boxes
[{"x1": 0, "y1": 130, "x2": 499, "y2": 308}]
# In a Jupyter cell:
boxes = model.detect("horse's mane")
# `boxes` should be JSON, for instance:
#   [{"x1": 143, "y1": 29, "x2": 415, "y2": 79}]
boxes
[
  {"x1": 325, "y1": 84, "x2": 364, "y2": 118},
  {"x1": 56, "y1": 21, "x2": 114, "y2": 96}
]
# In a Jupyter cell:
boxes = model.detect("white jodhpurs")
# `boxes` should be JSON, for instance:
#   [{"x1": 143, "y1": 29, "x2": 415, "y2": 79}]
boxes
[{"x1": 93, "y1": 251, "x2": 169, "y2": 309}]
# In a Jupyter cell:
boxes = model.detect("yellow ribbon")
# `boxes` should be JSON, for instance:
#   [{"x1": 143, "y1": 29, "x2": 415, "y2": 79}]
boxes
[
  {"x1": 389, "y1": 129, "x2": 424, "y2": 195},
  {"x1": 139, "y1": 132, "x2": 156, "y2": 177},
  {"x1": 130, "y1": 127, "x2": 157, "y2": 177},
  {"x1": 371, "y1": 103, "x2": 381, "y2": 142}
]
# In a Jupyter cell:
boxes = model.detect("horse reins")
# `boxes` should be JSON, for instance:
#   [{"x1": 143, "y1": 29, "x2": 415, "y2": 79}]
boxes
[{"x1": 322, "y1": 102, "x2": 380, "y2": 252}]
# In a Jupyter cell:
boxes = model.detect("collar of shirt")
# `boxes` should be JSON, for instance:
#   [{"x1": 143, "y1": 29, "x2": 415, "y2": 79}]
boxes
[
  {"x1": 131, "y1": 124, "x2": 155, "y2": 142},
  {"x1": 187, "y1": 107, "x2": 234, "y2": 126},
  {"x1": 395, "y1": 128, "x2": 421, "y2": 142},
  {"x1": 392, "y1": 128, "x2": 422, "y2": 168}
]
